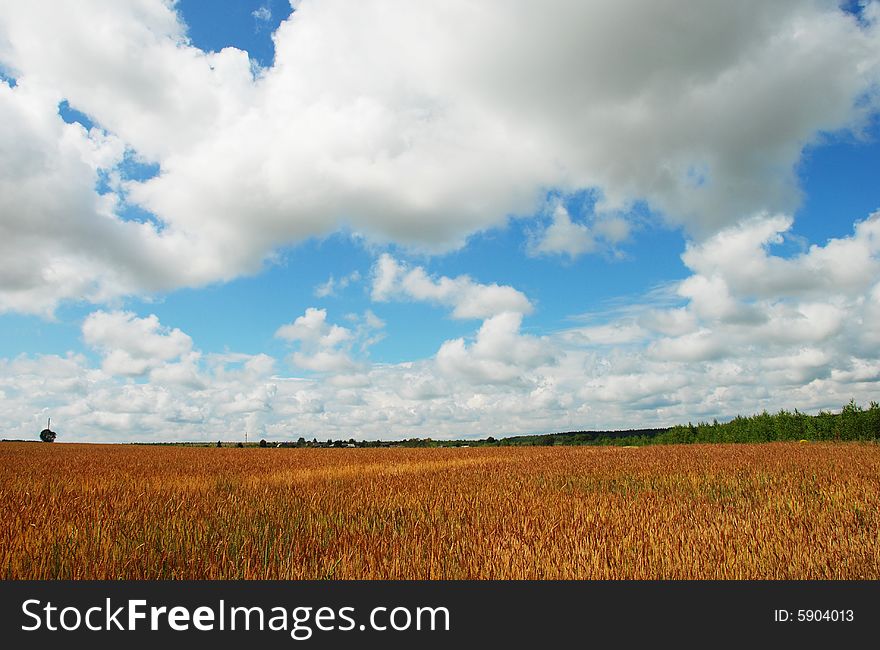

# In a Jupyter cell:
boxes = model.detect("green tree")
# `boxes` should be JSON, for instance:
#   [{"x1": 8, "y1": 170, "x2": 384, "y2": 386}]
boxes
[{"x1": 839, "y1": 398, "x2": 864, "y2": 440}]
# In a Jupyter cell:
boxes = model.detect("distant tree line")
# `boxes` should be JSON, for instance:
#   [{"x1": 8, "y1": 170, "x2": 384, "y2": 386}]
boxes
[
  {"x1": 503, "y1": 400, "x2": 880, "y2": 447},
  {"x1": 343, "y1": 400, "x2": 879, "y2": 447},
  {"x1": 126, "y1": 399, "x2": 879, "y2": 448},
  {"x1": 498, "y1": 427, "x2": 672, "y2": 447},
  {"x1": 277, "y1": 401, "x2": 877, "y2": 447},
  {"x1": 649, "y1": 400, "x2": 879, "y2": 445}
]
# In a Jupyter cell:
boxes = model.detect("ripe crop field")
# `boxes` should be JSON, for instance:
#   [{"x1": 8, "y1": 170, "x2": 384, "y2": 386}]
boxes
[{"x1": 2, "y1": 442, "x2": 879, "y2": 579}]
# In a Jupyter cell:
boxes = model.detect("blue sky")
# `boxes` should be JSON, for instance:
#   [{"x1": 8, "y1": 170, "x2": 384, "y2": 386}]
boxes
[
  {"x1": 1, "y1": 1, "x2": 879, "y2": 441},
  {"x1": 180, "y1": 0, "x2": 292, "y2": 68}
]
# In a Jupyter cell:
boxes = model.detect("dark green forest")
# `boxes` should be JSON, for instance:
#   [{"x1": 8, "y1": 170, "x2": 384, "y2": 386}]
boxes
[{"x1": 493, "y1": 399, "x2": 880, "y2": 447}]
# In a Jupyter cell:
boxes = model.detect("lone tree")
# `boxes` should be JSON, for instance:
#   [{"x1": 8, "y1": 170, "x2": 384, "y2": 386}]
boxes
[{"x1": 39, "y1": 417, "x2": 56, "y2": 443}]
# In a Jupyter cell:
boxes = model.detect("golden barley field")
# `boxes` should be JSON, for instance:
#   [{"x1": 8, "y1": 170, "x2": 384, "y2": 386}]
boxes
[{"x1": 2, "y1": 441, "x2": 879, "y2": 579}]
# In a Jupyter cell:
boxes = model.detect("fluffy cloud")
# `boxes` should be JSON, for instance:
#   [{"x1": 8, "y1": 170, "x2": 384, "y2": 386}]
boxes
[
  {"x1": 436, "y1": 311, "x2": 555, "y2": 385},
  {"x1": 530, "y1": 203, "x2": 634, "y2": 259},
  {"x1": 371, "y1": 260, "x2": 551, "y2": 384},
  {"x1": 275, "y1": 307, "x2": 352, "y2": 347},
  {"x1": 680, "y1": 214, "x2": 880, "y2": 301},
  {"x1": 0, "y1": 82, "x2": 160, "y2": 315},
  {"x1": 642, "y1": 212, "x2": 880, "y2": 376},
  {"x1": 1, "y1": 1, "x2": 879, "y2": 312},
  {"x1": 82, "y1": 310, "x2": 193, "y2": 376},
  {"x1": 275, "y1": 307, "x2": 357, "y2": 372},
  {"x1": 531, "y1": 204, "x2": 595, "y2": 258},
  {"x1": 371, "y1": 254, "x2": 533, "y2": 318}
]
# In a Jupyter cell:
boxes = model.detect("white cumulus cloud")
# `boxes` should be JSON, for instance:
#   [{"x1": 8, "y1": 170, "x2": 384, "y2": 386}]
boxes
[
  {"x1": 437, "y1": 311, "x2": 556, "y2": 385},
  {"x1": 531, "y1": 204, "x2": 595, "y2": 258},
  {"x1": 1, "y1": 1, "x2": 878, "y2": 313},
  {"x1": 371, "y1": 254, "x2": 533, "y2": 319},
  {"x1": 82, "y1": 310, "x2": 193, "y2": 376},
  {"x1": 275, "y1": 307, "x2": 358, "y2": 372}
]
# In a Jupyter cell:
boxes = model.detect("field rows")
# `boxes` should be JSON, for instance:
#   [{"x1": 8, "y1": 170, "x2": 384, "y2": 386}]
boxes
[{"x1": 2, "y1": 442, "x2": 879, "y2": 579}]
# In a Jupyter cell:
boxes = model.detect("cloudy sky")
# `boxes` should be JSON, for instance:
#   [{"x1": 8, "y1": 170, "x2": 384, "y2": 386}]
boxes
[{"x1": 1, "y1": 0, "x2": 879, "y2": 442}]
